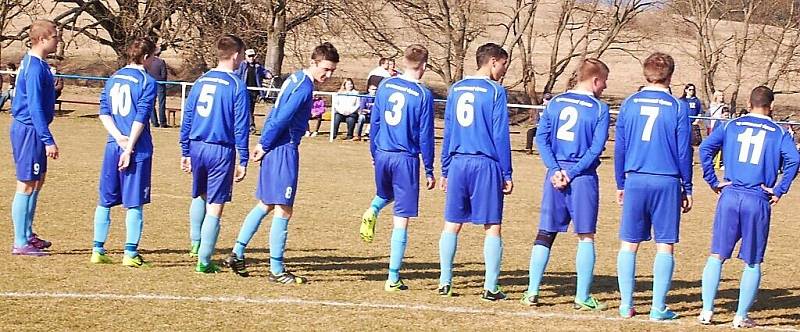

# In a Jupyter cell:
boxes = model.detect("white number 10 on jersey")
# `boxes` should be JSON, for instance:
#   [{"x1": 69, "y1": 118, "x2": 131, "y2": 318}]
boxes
[{"x1": 110, "y1": 83, "x2": 132, "y2": 116}]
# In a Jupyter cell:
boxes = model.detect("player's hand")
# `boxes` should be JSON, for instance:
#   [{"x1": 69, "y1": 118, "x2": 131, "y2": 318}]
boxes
[
  {"x1": 761, "y1": 185, "x2": 780, "y2": 205},
  {"x1": 45, "y1": 144, "x2": 59, "y2": 159},
  {"x1": 180, "y1": 156, "x2": 191, "y2": 173},
  {"x1": 503, "y1": 180, "x2": 514, "y2": 195},
  {"x1": 682, "y1": 194, "x2": 693, "y2": 213},
  {"x1": 234, "y1": 165, "x2": 247, "y2": 182},
  {"x1": 252, "y1": 144, "x2": 266, "y2": 162},
  {"x1": 115, "y1": 135, "x2": 130, "y2": 150},
  {"x1": 713, "y1": 181, "x2": 731, "y2": 194},
  {"x1": 550, "y1": 171, "x2": 564, "y2": 189},
  {"x1": 118, "y1": 150, "x2": 132, "y2": 171},
  {"x1": 439, "y1": 177, "x2": 447, "y2": 192},
  {"x1": 616, "y1": 190, "x2": 624, "y2": 206},
  {"x1": 426, "y1": 176, "x2": 436, "y2": 190}
]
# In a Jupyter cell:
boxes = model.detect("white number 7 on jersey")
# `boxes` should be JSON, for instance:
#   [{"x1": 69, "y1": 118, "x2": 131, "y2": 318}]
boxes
[{"x1": 640, "y1": 106, "x2": 659, "y2": 141}]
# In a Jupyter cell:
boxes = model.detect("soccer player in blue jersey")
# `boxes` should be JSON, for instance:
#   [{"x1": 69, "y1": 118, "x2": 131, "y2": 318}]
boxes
[
  {"x1": 90, "y1": 38, "x2": 157, "y2": 267},
  {"x1": 697, "y1": 86, "x2": 799, "y2": 328},
  {"x1": 9, "y1": 20, "x2": 61, "y2": 256},
  {"x1": 180, "y1": 35, "x2": 250, "y2": 273},
  {"x1": 614, "y1": 52, "x2": 693, "y2": 320},
  {"x1": 522, "y1": 58, "x2": 610, "y2": 310},
  {"x1": 438, "y1": 43, "x2": 513, "y2": 301},
  {"x1": 358, "y1": 44, "x2": 435, "y2": 292},
  {"x1": 225, "y1": 42, "x2": 339, "y2": 283}
]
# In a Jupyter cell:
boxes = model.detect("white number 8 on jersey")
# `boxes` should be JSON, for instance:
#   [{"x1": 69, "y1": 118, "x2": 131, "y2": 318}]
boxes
[{"x1": 456, "y1": 92, "x2": 475, "y2": 127}]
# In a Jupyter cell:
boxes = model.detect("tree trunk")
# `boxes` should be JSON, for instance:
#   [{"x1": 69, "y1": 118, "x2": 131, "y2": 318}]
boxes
[{"x1": 267, "y1": 7, "x2": 287, "y2": 78}]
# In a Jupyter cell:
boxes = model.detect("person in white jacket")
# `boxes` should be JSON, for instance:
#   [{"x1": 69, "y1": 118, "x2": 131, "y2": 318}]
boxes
[{"x1": 332, "y1": 78, "x2": 361, "y2": 140}]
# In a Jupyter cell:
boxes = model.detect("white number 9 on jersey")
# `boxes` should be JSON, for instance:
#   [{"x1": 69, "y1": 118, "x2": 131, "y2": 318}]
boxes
[
  {"x1": 385, "y1": 92, "x2": 405, "y2": 126},
  {"x1": 196, "y1": 84, "x2": 217, "y2": 118},
  {"x1": 110, "y1": 83, "x2": 132, "y2": 116},
  {"x1": 456, "y1": 92, "x2": 475, "y2": 127}
]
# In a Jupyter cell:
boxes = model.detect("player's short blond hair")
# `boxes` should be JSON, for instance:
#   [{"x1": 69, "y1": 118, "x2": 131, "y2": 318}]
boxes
[
  {"x1": 29, "y1": 20, "x2": 56, "y2": 44},
  {"x1": 404, "y1": 44, "x2": 428, "y2": 70},
  {"x1": 575, "y1": 58, "x2": 609, "y2": 83},
  {"x1": 642, "y1": 52, "x2": 674, "y2": 85}
]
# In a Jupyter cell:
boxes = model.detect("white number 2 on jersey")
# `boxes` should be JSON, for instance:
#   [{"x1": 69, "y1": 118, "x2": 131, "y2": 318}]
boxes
[
  {"x1": 385, "y1": 92, "x2": 405, "y2": 126},
  {"x1": 110, "y1": 83, "x2": 132, "y2": 116},
  {"x1": 456, "y1": 92, "x2": 475, "y2": 127},
  {"x1": 196, "y1": 84, "x2": 217, "y2": 118},
  {"x1": 737, "y1": 128, "x2": 766, "y2": 165},
  {"x1": 639, "y1": 106, "x2": 659, "y2": 141},
  {"x1": 556, "y1": 106, "x2": 578, "y2": 141}
]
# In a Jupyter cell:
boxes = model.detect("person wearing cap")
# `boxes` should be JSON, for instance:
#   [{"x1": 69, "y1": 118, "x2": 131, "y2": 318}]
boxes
[
  {"x1": 145, "y1": 45, "x2": 169, "y2": 127},
  {"x1": 235, "y1": 48, "x2": 272, "y2": 134}
]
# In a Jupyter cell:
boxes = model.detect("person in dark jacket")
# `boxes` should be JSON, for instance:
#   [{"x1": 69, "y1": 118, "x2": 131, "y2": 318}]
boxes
[
  {"x1": 145, "y1": 46, "x2": 169, "y2": 127},
  {"x1": 235, "y1": 49, "x2": 272, "y2": 134}
]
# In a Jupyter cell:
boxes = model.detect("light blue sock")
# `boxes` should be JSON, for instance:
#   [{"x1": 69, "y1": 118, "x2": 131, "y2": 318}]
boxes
[
  {"x1": 189, "y1": 197, "x2": 206, "y2": 246},
  {"x1": 198, "y1": 215, "x2": 220, "y2": 265},
  {"x1": 269, "y1": 216, "x2": 290, "y2": 275},
  {"x1": 527, "y1": 245, "x2": 550, "y2": 295},
  {"x1": 11, "y1": 192, "x2": 31, "y2": 247},
  {"x1": 617, "y1": 250, "x2": 637, "y2": 311},
  {"x1": 233, "y1": 205, "x2": 268, "y2": 259},
  {"x1": 388, "y1": 227, "x2": 408, "y2": 283},
  {"x1": 652, "y1": 252, "x2": 675, "y2": 312},
  {"x1": 25, "y1": 190, "x2": 39, "y2": 239},
  {"x1": 93, "y1": 206, "x2": 111, "y2": 253},
  {"x1": 575, "y1": 241, "x2": 596, "y2": 302},
  {"x1": 438, "y1": 231, "x2": 458, "y2": 286},
  {"x1": 124, "y1": 206, "x2": 143, "y2": 257},
  {"x1": 369, "y1": 196, "x2": 390, "y2": 215},
  {"x1": 483, "y1": 234, "x2": 503, "y2": 291},
  {"x1": 701, "y1": 256, "x2": 724, "y2": 312},
  {"x1": 736, "y1": 264, "x2": 761, "y2": 318}
]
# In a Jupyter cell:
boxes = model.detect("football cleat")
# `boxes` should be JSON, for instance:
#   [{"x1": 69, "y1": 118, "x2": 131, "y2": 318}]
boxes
[
  {"x1": 189, "y1": 243, "x2": 200, "y2": 257},
  {"x1": 573, "y1": 296, "x2": 607, "y2": 311},
  {"x1": 28, "y1": 234, "x2": 52, "y2": 249},
  {"x1": 195, "y1": 261, "x2": 221, "y2": 274},
  {"x1": 384, "y1": 279, "x2": 409, "y2": 292},
  {"x1": 90, "y1": 251, "x2": 113, "y2": 264},
  {"x1": 269, "y1": 271, "x2": 307, "y2": 284},
  {"x1": 520, "y1": 291, "x2": 538, "y2": 306},
  {"x1": 122, "y1": 254, "x2": 151, "y2": 268},
  {"x1": 733, "y1": 316, "x2": 756, "y2": 329},
  {"x1": 649, "y1": 306, "x2": 679, "y2": 321},
  {"x1": 481, "y1": 287, "x2": 507, "y2": 302},
  {"x1": 11, "y1": 244, "x2": 48, "y2": 256},
  {"x1": 224, "y1": 253, "x2": 249, "y2": 277},
  {"x1": 619, "y1": 306, "x2": 636, "y2": 319},
  {"x1": 438, "y1": 284, "x2": 453, "y2": 297},
  {"x1": 360, "y1": 208, "x2": 378, "y2": 243},
  {"x1": 698, "y1": 310, "x2": 713, "y2": 325}
]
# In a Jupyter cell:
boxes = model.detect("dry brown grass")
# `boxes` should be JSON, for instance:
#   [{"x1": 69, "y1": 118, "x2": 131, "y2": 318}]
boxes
[{"x1": 0, "y1": 90, "x2": 797, "y2": 331}]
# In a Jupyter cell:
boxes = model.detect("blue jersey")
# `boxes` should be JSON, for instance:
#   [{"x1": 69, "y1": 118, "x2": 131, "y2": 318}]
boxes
[
  {"x1": 441, "y1": 76, "x2": 512, "y2": 181},
  {"x1": 614, "y1": 87, "x2": 693, "y2": 194},
  {"x1": 699, "y1": 114, "x2": 800, "y2": 197},
  {"x1": 536, "y1": 90, "x2": 609, "y2": 179},
  {"x1": 11, "y1": 53, "x2": 56, "y2": 146},
  {"x1": 370, "y1": 75, "x2": 435, "y2": 177},
  {"x1": 99, "y1": 65, "x2": 157, "y2": 161},
  {"x1": 260, "y1": 70, "x2": 314, "y2": 151},
  {"x1": 681, "y1": 96, "x2": 703, "y2": 118},
  {"x1": 180, "y1": 69, "x2": 250, "y2": 166}
]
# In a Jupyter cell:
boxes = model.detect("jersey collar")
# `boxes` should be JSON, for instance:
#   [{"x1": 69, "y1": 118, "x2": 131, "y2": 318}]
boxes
[
  {"x1": 745, "y1": 113, "x2": 772, "y2": 120},
  {"x1": 211, "y1": 68, "x2": 234, "y2": 74},
  {"x1": 641, "y1": 86, "x2": 670, "y2": 93},
  {"x1": 302, "y1": 69, "x2": 313, "y2": 81},
  {"x1": 125, "y1": 64, "x2": 145, "y2": 70},
  {"x1": 567, "y1": 89, "x2": 594, "y2": 97},
  {"x1": 27, "y1": 51, "x2": 45, "y2": 61},
  {"x1": 397, "y1": 74, "x2": 420, "y2": 83},
  {"x1": 463, "y1": 75, "x2": 490, "y2": 80}
]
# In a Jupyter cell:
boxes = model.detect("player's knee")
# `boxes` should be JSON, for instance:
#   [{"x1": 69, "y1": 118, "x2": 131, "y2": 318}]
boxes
[
  {"x1": 535, "y1": 230, "x2": 558, "y2": 248},
  {"x1": 274, "y1": 204, "x2": 293, "y2": 219},
  {"x1": 577, "y1": 233, "x2": 594, "y2": 242},
  {"x1": 16, "y1": 180, "x2": 35, "y2": 194}
]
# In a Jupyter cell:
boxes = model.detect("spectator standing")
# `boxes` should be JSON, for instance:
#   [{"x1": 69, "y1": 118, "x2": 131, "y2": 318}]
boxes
[
  {"x1": 680, "y1": 83, "x2": 703, "y2": 145},
  {"x1": 332, "y1": 78, "x2": 360, "y2": 140},
  {"x1": 707, "y1": 90, "x2": 727, "y2": 136},
  {"x1": 0, "y1": 63, "x2": 17, "y2": 112},
  {"x1": 49, "y1": 62, "x2": 63, "y2": 100},
  {"x1": 305, "y1": 96, "x2": 326, "y2": 137},
  {"x1": 525, "y1": 93, "x2": 551, "y2": 154},
  {"x1": 354, "y1": 84, "x2": 377, "y2": 141},
  {"x1": 235, "y1": 48, "x2": 272, "y2": 134},
  {"x1": 145, "y1": 45, "x2": 169, "y2": 127},
  {"x1": 366, "y1": 57, "x2": 391, "y2": 91}
]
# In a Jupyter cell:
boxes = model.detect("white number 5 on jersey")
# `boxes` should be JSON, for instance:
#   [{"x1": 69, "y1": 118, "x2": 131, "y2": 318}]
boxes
[{"x1": 196, "y1": 84, "x2": 217, "y2": 118}]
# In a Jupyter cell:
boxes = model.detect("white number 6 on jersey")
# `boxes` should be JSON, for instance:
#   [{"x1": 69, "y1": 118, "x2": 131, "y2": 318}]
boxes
[
  {"x1": 385, "y1": 92, "x2": 405, "y2": 126},
  {"x1": 456, "y1": 92, "x2": 475, "y2": 127}
]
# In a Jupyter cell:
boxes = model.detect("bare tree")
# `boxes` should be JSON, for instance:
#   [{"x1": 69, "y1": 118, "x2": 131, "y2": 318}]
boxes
[
  {"x1": 727, "y1": 0, "x2": 765, "y2": 112},
  {"x1": 0, "y1": 0, "x2": 39, "y2": 60},
  {"x1": 494, "y1": 0, "x2": 540, "y2": 103},
  {"x1": 758, "y1": 0, "x2": 800, "y2": 93}
]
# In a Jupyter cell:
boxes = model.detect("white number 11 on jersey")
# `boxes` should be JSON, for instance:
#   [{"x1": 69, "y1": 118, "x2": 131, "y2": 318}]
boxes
[{"x1": 737, "y1": 128, "x2": 766, "y2": 165}]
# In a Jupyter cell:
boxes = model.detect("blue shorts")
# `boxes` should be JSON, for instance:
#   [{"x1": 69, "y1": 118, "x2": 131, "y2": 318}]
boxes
[
  {"x1": 539, "y1": 168, "x2": 598, "y2": 234},
  {"x1": 98, "y1": 143, "x2": 152, "y2": 208},
  {"x1": 10, "y1": 121, "x2": 46, "y2": 181},
  {"x1": 374, "y1": 151, "x2": 420, "y2": 218},
  {"x1": 711, "y1": 187, "x2": 771, "y2": 265},
  {"x1": 444, "y1": 155, "x2": 504, "y2": 224},
  {"x1": 620, "y1": 173, "x2": 682, "y2": 244},
  {"x1": 190, "y1": 141, "x2": 235, "y2": 204},
  {"x1": 256, "y1": 144, "x2": 299, "y2": 206}
]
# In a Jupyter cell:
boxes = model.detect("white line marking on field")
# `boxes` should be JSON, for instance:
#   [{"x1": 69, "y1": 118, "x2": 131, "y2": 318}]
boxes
[{"x1": 0, "y1": 291, "x2": 796, "y2": 331}]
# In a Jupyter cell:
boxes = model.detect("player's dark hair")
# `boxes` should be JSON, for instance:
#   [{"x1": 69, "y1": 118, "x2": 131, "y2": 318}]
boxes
[
  {"x1": 681, "y1": 83, "x2": 696, "y2": 99},
  {"x1": 379, "y1": 57, "x2": 389, "y2": 65},
  {"x1": 216, "y1": 34, "x2": 245, "y2": 61},
  {"x1": 575, "y1": 58, "x2": 609, "y2": 83},
  {"x1": 404, "y1": 44, "x2": 428, "y2": 70},
  {"x1": 750, "y1": 86, "x2": 774, "y2": 109},
  {"x1": 312, "y1": 42, "x2": 340, "y2": 63},
  {"x1": 643, "y1": 52, "x2": 674, "y2": 85},
  {"x1": 475, "y1": 43, "x2": 508, "y2": 68},
  {"x1": 126, "y1": 38, "x2": 155, "y2": 65}
]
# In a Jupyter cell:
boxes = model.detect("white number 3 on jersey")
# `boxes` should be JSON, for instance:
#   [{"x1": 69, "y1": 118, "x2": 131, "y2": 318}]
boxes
[{"x1": 385, "y1": 92, "x2": 404, "y2": 126}]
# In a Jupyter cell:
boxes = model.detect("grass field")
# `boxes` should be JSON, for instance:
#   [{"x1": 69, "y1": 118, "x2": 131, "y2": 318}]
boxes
[{"x1": 0, "y1": 94, "x2": 798, "y2": 331}]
